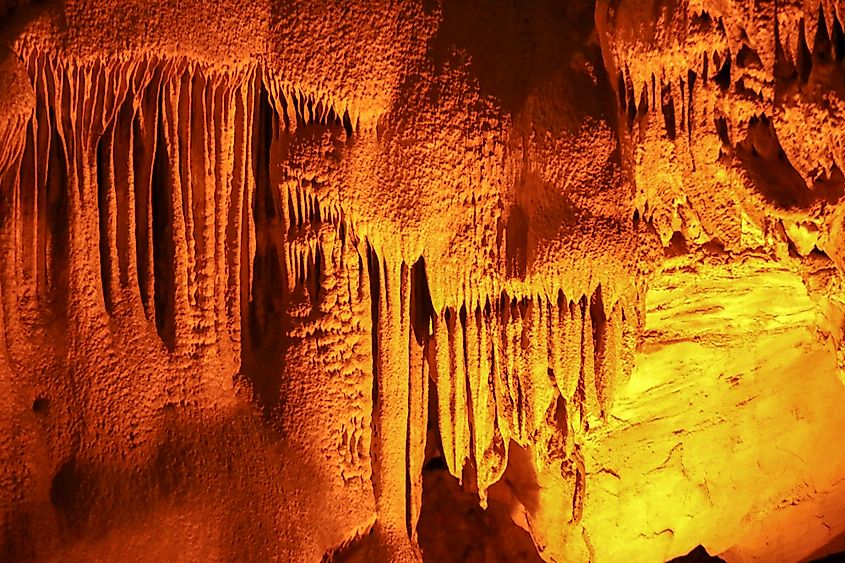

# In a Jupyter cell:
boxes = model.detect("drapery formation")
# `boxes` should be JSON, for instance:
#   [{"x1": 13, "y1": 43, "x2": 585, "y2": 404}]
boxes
[{"x1": 0, "y1": 47, "x2": 636, "y2": 559}]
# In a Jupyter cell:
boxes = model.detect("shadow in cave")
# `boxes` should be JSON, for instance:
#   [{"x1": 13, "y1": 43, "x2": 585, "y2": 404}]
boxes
[
  {"x1": 806, "y1": 528, "x2": 845, "y2": 562},
  {"x1": 239, "y1": 83, "x2": 292, "y2": 417},
  {"x1": 427, "y1": 0, "x2": 618, "y2": 126},
  {"x1": 416, "y1": 386, "x2": 543, "y2": 562},
  {"x1": 734, "y1": 115, "x2": 844, "y2": 210},
  {"x1": 666, "y1": 545, "x2": 726, "y2": 562},
  {"x1": 27, "y1": 408, "x2": 290, "y2": 562}
]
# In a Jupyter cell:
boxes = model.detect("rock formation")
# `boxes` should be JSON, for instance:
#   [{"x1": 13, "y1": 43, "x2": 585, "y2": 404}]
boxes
[{"x1": 0, "y1": 0, "x2": 844, "y2": 561}]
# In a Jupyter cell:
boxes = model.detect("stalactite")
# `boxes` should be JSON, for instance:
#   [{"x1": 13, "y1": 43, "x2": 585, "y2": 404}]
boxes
[
  {"x1": 0, "y1": 46, "x2": 638, "y2": 558},
  {"x1": 407, "y1": 258, "x2": 431, "y2": 542},
  {"x1": 446, "y1": 305, "x2": 471, "y2": 480},
  {"x1": 413, "y1": 284, "x2": 634, "y2": 502}
]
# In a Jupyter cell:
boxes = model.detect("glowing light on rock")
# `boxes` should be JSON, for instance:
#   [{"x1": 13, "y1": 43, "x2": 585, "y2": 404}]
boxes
[{"x1": 1, "y1": 0, "x2": 844, "y2": 561}]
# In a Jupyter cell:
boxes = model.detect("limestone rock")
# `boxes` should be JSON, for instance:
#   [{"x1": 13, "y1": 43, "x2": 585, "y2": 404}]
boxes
[{"x1": 0, "y1": 1, "x2": 844, "y2": 561}]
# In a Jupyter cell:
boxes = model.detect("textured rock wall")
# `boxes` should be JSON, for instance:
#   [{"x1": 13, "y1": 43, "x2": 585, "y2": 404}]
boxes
[{"x1": 0, "y1": 0, "x2": 844, "y2": 561}]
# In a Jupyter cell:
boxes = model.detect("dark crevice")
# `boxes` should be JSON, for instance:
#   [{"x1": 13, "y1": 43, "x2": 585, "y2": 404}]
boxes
[
  {"x1": 176, "y1": 70, "x2": 192, "y2": 256},
  {"x1": 237, "y1": 83, "x2": 254, "y2": 346},
  {"x1": 458, "y1": 302, "x2": 476, "y2": 482},
  {"x1": 311, "y1": 243, "x2": 323, "y2": 310},
  {"x1": 96, "y1": 127, "x2": 113, "y2": 312},
  {"x1": 661, "y1": 82, "x2": 676, "y2": 140},
  {"x1": 241, "y1": 81, "x2": 289, "y2": 415},
  {"x1": 417, "y1": 425, "x2": 542, "y2": 562},
  {"x1": 403, "y1": 260, "x2": 414, "y2": 542},
  {"x1": 687, "y1": 70, "x2": 696, "y2": 144},
  {"x1": 635, "y1": 86, "x2": 649, "y2": 125},
  {"x1": 714, "y1": 115, "x2": 730, "y2": 148},
  {"x1": 736, "y1": 44, "x2": 763, "y2": 69},
  {"x1": 690, "y1": 11, "x2": 712, "y2": 30},
  {"x1": 665, "y1": 231, "x2": 689, "y2": 257},
  {"x1": 735, "y1": 115, "x2": 829, "y2": 210},
  {"x1": 188, "y1": 71, "x2": 207, "y2": 279},
  {"x1": 547, "y1": 395, "x2": 567, "y2": 474},
  {"x1": 18, "y1": 117, "x2": 36, "y2": 291},
  {"x1": 797, "y1": 21, "x2": 813, "y2": 84},
  {"x1": 342, "y1": 109, "x2": 354, "y2": 138},
  {"x1": 44, "y1": 105, "x2": 69, "y2": 308},
  {"x1": 812, "y1": 164, "x2": 845, "y2": 205},
  {"x1": 515, "y1": 364, "x2": 524, "y2": 434},
  {"x1": 113, "y1": 96, "x2": 134, "y2": 289},
  {"x1": 813, "y1": 10, "x2": 831, "y2": 63},
  {"x1": 410, "y1": 258, "x2": 435, "y2": 347},
  {"x1": 32, "y1": 395, "x2": 49, "y2": 414},
  {"x1": 458, "y1": 303, "x2": 471, "y2": 407},
  {"x1": 150, "y1": 98, "x2": 176, "y2": 351},
  {"x1": 832, "y1": 14, "x2": 845, "y2": 61},
  {"x1": 576, "y1": 296, "x2": 589, "y2": 425},
  {"x1": 366, "y1": 242, "x2": 381, "y2": 504},
  {"x1": 616, "y1": 71, "x2": 626, "y2": 112},
  {"x1": 34, "y1": 96, "x2": 52, "y2": 301},
  {"x1": 571, "y1": 447, "x2": 585, "y2": 523},
  {"x1": 734, "y1": 78, "x2": 763, "y2": 101},
  {"x1": 133, "y1": 80, "x2": 158, "y2": 317},
  {"x1": 625, "y1": 67, "x2": 637, "y2": 128},
  {"x1": 589, "y1": 285, "x2": 607, "y2": 415},
  {"x1": 714, "y1": 53, "x2": 731, "y2": 91},
  {"x1": 286, "y1": 185, "x2": 298, "y2": 235},
  {"x1": 774, "y1": 28, "x2": 799, "y2": 99}
]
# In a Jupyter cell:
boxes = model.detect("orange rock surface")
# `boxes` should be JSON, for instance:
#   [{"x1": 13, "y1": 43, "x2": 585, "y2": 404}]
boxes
[{"x1": 0, "y1": 0, "x2": 844, "y2": 561}]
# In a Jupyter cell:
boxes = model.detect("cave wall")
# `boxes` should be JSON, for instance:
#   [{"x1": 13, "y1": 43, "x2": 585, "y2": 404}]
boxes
[{"x1": 0, "y1": 1, "x2": 844, "y2": 562}]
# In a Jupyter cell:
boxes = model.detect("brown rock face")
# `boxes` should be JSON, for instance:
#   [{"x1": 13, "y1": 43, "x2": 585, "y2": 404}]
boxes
[{"x1": 0, "y1": 1, "x2": 844, "y2": 561}]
